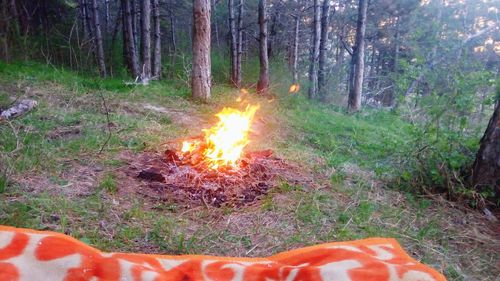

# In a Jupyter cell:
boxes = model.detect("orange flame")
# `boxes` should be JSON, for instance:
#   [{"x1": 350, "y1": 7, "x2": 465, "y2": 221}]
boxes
[
  {"x1": 181, "y1": 105, "x2": 259, "y2": 169},
  {"x1": 289, "y1": 83, "x2": 300, "y2": 93}
]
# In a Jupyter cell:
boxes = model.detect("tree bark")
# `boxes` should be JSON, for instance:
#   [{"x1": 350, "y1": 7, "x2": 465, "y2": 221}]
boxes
[
  {"x1": 228, "y1": 0, "x2": 238, "y2": 86},
  {"x1": 84, "y1": 0, "x2": 94, "y2": 39},
  {"x1": 169, "y1": 0, "x2": 177, "y2": 53},
  {"x1": 347, "y1": 0, "x2": 368, "y2": 112},
  {"x1": 91, "y1": 0, "x2": 107, "y2": 77},
  {"x1": 131, "y1": 0, "x2": 138, "y2": 47},
  {"x1": 191, "y1": 0, "x2": 211, "y2": 100},
  {"x1": 267, "y1": 11, "x2": 277, "y2": 59},
  {"x1": 79, "y1": 0, "x2": 89, "y2": 40},
  {"x1": 318, "y1": 0, "x2": 332, "y2": 101},
  {"x1": 105, "y1": 0, "x2": 110, "y2": 32},
  {"x1": 236, "y1": 0, "x2": 244, "y2": 87},
  {"x1": 140, "y1": 0, "x2": 151, "y2": 81},
  {"x1": 308, "y1": 0, "x2": 321, "y2": 99},
  {"x1": 152, "y1": 0, "x2": 161, "y2": 79},
  {"x1": 211, "y1": 0, "x2": 220, "y2": 47},
  {"x1": 472, "y1": 97, "x2": 500, "y2": 204},
  {"x1": 122, "y1": 0, "x2": 140, "y2": 78},
  {"x1": 291, "y1": 15, "x2": 299, "y2": 84},
  {"x1": 256, "y1": 0, "x2": 269, "y2": 95}
]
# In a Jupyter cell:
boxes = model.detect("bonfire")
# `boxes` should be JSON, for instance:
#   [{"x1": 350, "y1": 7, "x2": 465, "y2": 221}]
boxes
[
  {"x1": 129, "y1": 103, "x2": 308, "y2": 207},
  {"x1": 180, "y1": 104, "x2": 259, "y2": 170}
]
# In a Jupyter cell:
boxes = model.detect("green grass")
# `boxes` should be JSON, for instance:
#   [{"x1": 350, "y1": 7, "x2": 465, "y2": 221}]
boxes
[{"x1": 0, "y1": 61, "x2": 497, "y2": 280}]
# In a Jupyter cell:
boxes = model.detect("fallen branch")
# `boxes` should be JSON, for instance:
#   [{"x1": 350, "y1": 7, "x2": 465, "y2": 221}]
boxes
[{"x1": 0, "y1": 99, "x2": 38, "y2": 120}]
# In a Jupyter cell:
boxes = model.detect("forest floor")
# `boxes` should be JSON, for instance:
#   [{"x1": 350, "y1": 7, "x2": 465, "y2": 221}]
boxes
[{"x1": 0, "y1": 62, "x2": 498, "y2": 280}]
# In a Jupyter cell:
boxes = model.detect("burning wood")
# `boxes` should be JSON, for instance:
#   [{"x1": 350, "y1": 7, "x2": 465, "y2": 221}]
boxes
[
  {"x1": 179, "y1": 104, "x2": 259, "y2": 170},
  {"x1": 126, "y1": 105, "x2": 311, "y2": 207}
]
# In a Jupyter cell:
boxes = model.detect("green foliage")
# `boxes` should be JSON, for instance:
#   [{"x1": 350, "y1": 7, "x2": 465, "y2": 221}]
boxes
[
  {"x1": 284, "y1": 97, "x2": 411, "y2": 173},
  {"x1": 0, "y1": 173, "x2": 7, "y2": 194},
  {"x1": 99, "y1": 173, "x2": 117, "y2": 194},
  {"x1": 0, "y1": 61, "x2": 131, "y2": 92}
]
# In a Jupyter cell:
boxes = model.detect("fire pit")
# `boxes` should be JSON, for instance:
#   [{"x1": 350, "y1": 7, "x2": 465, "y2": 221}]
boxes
[{"x1": 122, "y1": 104, "x2": 310, "y2": 207}]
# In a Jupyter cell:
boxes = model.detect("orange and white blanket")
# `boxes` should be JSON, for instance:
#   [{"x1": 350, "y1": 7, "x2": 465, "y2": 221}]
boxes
[{"x1": 0, "y1": 225, "x2": 446, "y2": 281}]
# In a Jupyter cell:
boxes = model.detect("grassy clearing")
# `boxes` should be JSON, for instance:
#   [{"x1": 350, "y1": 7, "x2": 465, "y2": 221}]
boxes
[{"x1": 0, "y1": 61, "x2": 498, "y2": 280}]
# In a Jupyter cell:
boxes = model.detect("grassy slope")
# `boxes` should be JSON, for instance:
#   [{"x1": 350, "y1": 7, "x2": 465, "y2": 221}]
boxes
[{"x1": 0, "y1": 61, "x2": 497, "y2": 280}]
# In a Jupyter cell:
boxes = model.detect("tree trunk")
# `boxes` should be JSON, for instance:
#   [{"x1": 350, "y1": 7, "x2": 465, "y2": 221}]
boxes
[
  {"x1": 228, "y1": 0, "x2": 238, "y2": 86},
  {"x1": 256, "y1": 0, "x2": 269, "y2": 95},
  {"x1": 291, "y1": 15, "x2": 299, "y2": 84},
  {"x1": 308, "y1": 0, "x2": 320, "y2": 99},
  {"x1": 387, "y1": 17, "x2": 400, "y2": 106},
  {"x1": 105, "y1": 0, "x2": 110, "y2": 32},
  {"x1": 318, "y1": 0, "x2": 332, "y2": 101},
  {"x1": 236, "y1": 0, "x2": 243, "y2": 87},
  {"x1": 122, "y1": 0, "x2": 140, "y2": 78},
  {"x1": 84, "y1": 0, "x2": 94, "y2": 39},
  {"x1": 335, "y1": 34, "x2": 345, "y2": 93},
  {"x1": 140, "y1": 0, "x2": 151, "y2": 81},
  {"x1": 211, "y1": 0, "x2": 220, "y2": 47},
  {"x1": 191, "y1": 0, "x2": 211, "y2": 100},
  {"x1": 472, "y1": 98, "x2": 500, "y2": 204},
  {"x1": 152, "y1": 0, "x2": 161, "y2": 79},
  {"x1": 169, "y1": 0, "x2": 177, "y2": 53},
  {"x1": 79, "y1": 0, "x2": 89, "y2": 40},
  {"x1": 267, "y1": 11, "x2": 277, "y2": 59},
  {"x1": 91, "y1": 0, "x2": 106, "y2": 77},
  {"x1": 169, "y1": 1, "x2": 176, "y2": 78},
  {"x1": 347, "y1": 0, "x2": 368, "y2": 112},
  {"x1": 131, "y1": 0, "x2": 138, "y2": 49}
]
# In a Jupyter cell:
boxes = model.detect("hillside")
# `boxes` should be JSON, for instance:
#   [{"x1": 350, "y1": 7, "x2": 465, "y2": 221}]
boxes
[{"x1": 0, "y1": 62, "x2": 497, "y2": 280}]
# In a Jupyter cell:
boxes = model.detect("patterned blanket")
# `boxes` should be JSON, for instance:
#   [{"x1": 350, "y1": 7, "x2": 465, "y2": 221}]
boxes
[{"x1": 0, "y1": 225, "x2": 446, "y2": 281}]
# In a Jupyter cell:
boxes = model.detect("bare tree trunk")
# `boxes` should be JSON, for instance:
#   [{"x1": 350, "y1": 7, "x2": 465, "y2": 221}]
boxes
[
  {"x1": 308, "y1": 0, "x2": 320, "y2": 99},
  {"x1": 291, "y1": 15, "x2": 299, "y2": 84},
  {"x1": 84, "y1": 0, "x2": 94, "y2": 39},
  {"x1": 79, "y1": 0, "x2": 89, "y2": 40},
  {"x1": 131, "y1": 0, "x2": 138, "y2": 48},
  {"x1": 140, "y1": 0, "x2": 151, "y2": 81},
  {"x1": 105, "y1": 0, "x2": 110, "y2": 32},
  {"x1": 236, "y1": 0, "x2": 243, "y2": 87},
  {"x1": 0, "y1": 0, "x2": 10, "y2": 61},
  {"x1": 228, "y1": 0, "x2": 238, "y2": 86},
  {"x1": 211, "y1": 0, "x2": 220, "y2": 47},
  {"x1": 267, "y1": 11, "x2": 277, "y2": 59},
  {"x1": 169, "y1": 1, "x2": 177, "y2": 78},
  {"x1": 169, "y1": 1, "x2": 177, "y2": 53},
  {"x1": 347, "y1": 0, "x2": 368, "y2": 112},
  {"x1": 152, "y1": 0, "x2": 161, "y2": 79},
  {"x1": 192, "y1": 0, "x2": 211, "y2": 100},
  {"x1": 472, "y1": 98, "x2": 500, "y2": 204},
  {"x1": 335, "y1": 34, "x2": 345, "y2": 93},
  {"x1": 108, "y1": 5, "x2": 122, "y2": 77},
  {"x1": 318, "y1": 0, "x2": 332, "y2": 101},
  {"x1": 91, "y1": 0, "x2": 106, "y2": 77},
  {"x1": 387, "y1": 17, "x2": 400, "y2": 106},
  {"x1": 122, "y1": 0, "x2": 140, "y2": 78},
  {"x1": 256, "y1": 0, "x2": 269, "y2": 95}
]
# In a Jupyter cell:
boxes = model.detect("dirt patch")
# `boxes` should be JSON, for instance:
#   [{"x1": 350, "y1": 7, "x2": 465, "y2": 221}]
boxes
[
  {"x1": 141, "y1": 103, "x2": 207, "y2": 128},
  {"x1": 116, "y1": 149, "x2": 313, "y2": 207},
  {"x1": 12, "y1": 161, "x2": 102, "y2": 197}
]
